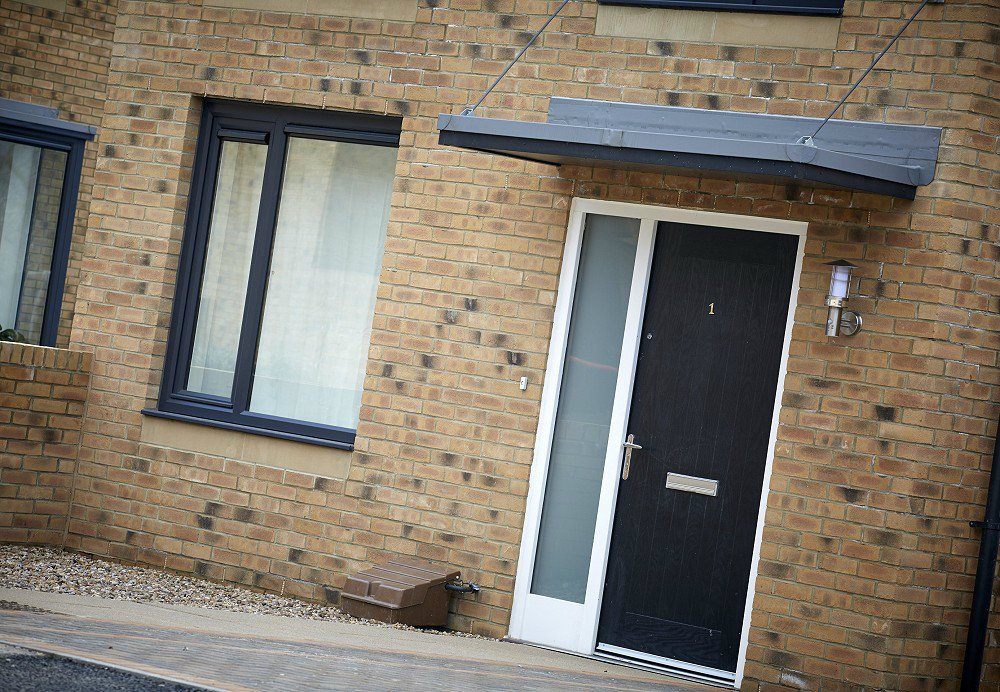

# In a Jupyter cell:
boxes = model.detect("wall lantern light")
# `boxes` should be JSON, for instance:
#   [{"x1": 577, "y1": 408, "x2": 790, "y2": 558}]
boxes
[{"x1": 825, "y1": 260, "x2": 862, "y2": 337}]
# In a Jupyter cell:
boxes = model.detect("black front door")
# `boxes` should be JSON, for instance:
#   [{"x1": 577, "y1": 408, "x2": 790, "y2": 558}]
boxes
[{"x1": 597, "y1": 221, "x2": 797, "y2": 673}]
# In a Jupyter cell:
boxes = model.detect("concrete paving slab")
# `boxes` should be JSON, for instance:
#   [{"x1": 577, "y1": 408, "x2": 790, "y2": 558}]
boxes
[{"x1": 0, "y1": 588, "x2": 714, "y2": 691}]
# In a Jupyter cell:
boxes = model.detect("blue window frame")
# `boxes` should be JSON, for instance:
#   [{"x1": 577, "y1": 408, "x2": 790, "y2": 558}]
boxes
[
  {"x1": 597, "y1": 0, "x2": 844, "y2": 16},
  {"x1": 0, "y1": 99, "x2": 94, "y2": 346},
  {"x1": 147, "y1": 101, "x2": 401, "y2": 449}
]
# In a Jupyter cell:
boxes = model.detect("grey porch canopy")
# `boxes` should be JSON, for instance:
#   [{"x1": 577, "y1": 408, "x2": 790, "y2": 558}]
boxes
[{"x1": 437, "y1": 98, "x2": 941, "y2": 199}]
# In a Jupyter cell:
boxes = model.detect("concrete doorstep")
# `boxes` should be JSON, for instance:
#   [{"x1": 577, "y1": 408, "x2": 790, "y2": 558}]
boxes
[{"x1": 0, "y1": 588, "x2": 713, "y2": 691}]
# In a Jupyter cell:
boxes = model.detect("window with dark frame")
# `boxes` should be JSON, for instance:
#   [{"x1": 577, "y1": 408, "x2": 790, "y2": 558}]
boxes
[
  {"x1": 597, "y1": 0, "x2": 844, "y2": 16},
  {"x1": 0, "y1": 99, "x2": 92, "y2": 347},
  {"x1": 149, "y1": 101, "x2": 401, "y2": 449}
]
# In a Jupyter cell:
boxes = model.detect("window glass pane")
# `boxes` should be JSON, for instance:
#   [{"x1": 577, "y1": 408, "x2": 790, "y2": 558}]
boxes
[
  {"x1": 249, "y1": 137, "x2": 396, "y2": 429},
  {"x1": 0, "y1": 140, "x2": 66, "y2": 343},
  {"x1": 530, "y1": 214, "x2": 640, "y2": 603},
  {"x1": 187, "y1": 139, "x2": 267, "y2": 397}
]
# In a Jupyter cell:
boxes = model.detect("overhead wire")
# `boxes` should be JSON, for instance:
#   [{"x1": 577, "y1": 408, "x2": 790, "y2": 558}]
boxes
[{"x1": 805, "y1": 0, "x2": 935, "y2": 143}]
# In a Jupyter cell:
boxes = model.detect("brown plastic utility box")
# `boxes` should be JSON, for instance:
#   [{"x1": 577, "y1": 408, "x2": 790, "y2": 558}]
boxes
[{"x1": 339, "y1": 557, "x2": 460, "y2": 627}]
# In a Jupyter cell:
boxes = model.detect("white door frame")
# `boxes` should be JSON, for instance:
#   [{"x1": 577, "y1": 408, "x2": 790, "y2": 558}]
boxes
[{"x1": 508, "y1": 198, "x2": 806, "y2": 688}]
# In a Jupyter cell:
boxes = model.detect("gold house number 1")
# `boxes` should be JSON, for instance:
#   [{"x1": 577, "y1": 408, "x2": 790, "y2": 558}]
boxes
[{"x1": 708, "y1": 302, "x2": 715, "y2": 315}]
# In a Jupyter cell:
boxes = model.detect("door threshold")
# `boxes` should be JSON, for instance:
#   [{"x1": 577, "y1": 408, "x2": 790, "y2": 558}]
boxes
[
  {"x1": 506, "y1": 638, "x2": 736, "y2": 689},
  {"x1": 595, "y1": 643, "x2": 737, "y2": 689}
]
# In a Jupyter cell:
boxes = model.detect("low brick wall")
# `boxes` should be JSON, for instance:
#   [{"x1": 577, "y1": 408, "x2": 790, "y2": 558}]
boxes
[{"x1": 0, "y1": 343, "x2": 92, "y2": 545}]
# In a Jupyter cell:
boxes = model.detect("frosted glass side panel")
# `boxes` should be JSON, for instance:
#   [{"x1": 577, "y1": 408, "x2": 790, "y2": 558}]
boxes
[
  {"x1": 187, "y1": 140, "x2": 267, "y2": 398},
  {"x1": 531, "y1": 214, "x2": 640, "y2": 603}
]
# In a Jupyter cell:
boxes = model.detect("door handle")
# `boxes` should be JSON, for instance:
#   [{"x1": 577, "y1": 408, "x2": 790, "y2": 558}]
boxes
[{"x1": 622, "y1": 434, "x2": 642, "y2": 480}]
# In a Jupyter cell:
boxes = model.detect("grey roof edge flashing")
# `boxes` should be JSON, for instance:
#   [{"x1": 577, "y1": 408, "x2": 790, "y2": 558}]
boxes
[
  {"x1": 437, "y1": 101, "x2": 941, "y2": 199},
  {"x1": 437, "y1": 120, "x2": 917, "y2": 199},
  {"x1": 0, "y1": 97, "x2": 59, "y2": 119},
  {"x1": 0, "y1": 98, "x2": 96, "y2": 140}
]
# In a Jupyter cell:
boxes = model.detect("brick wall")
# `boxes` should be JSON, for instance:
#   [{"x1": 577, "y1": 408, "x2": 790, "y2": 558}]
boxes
[
  {"x1": 0, "y1": 342, "x2": 91, "y2": 545},
  {"x1": 0, "y1": 0, "x2": 119, "y2": 345},
  {"x1": 69, "y1": 435, "x2": 355, "y2": 604},
  {"x1": 56, "y1": 0, "x2": 1000, "y2": 688}
]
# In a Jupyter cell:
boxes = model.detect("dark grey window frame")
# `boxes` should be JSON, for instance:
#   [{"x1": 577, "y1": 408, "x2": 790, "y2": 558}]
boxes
[
  {"x1": 0, "y1": 100, "x2": 94, "y2": 346},
  {"x1": 597, "y1": 0, "x2": 844, "y2": 16},
  {"x1": 145, "y1": 100, "x2": 401, "y2": 450}
]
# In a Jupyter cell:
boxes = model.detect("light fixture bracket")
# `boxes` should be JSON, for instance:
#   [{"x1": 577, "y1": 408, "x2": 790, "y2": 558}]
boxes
[{"x1": 839, "y1": 310, "x2": 862, "y2": 337}]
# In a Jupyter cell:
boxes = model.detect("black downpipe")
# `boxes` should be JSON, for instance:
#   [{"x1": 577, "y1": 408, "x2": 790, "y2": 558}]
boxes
[{"x1": 961, "y1": 430, "x2": 1000, "y2": 690}]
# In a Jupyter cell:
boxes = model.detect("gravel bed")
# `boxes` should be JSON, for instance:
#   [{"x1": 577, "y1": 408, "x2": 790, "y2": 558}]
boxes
[{"x1": 0, "y1": 546, "x2": 490, "y2": 639}]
